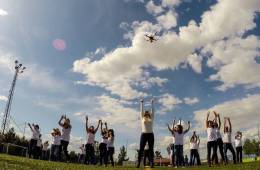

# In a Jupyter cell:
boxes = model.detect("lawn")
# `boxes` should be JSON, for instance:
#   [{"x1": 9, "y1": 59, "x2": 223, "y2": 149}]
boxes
[{"x1": 0, "y1": 154, "x2": 259, "y2": 170}]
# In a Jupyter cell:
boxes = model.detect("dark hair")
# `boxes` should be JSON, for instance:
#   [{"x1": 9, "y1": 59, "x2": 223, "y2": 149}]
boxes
[
  {"x1": 108, "y1": 129, "x2": 114, "y2": 137},
  {"x1": 177, "y1": 125, "x2": 183, "y2": 134},
  {"x1": 35, "y1": 125, "x2": 39, "y2": 129}
]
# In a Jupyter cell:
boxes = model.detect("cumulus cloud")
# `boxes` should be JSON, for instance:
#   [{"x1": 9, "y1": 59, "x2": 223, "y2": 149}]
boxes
[
  {"x1": 145, "y1": 1, "x2": 164, "y2": 16},
  {"x1": 0, "y1": 9, "x2": 8, "y2": 16},
  {"x1": 73, "y1": 0, "x2": 260, "y2": 99},
  {"x1": 161, "y1": 0, "x2": 181, "y2": 8},
  {"x1": 193, "y1": 94, "x2": 260, "y2": 133},
  {"x1": 156, "y1": 11, "x2": 178, "y2": 29},
  {"x1": 0, "y1": 95, "x2": 8, "y2": 102},
  {"x1": 183, "y1": 97, "x2": 199, "y2": 105},
  {"x1": 158, "y1": 93, "x2": 182, "y2": 113}
]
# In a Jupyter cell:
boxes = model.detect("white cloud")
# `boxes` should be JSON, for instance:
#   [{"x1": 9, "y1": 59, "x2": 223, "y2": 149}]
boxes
[
  {"x1": 0, "y1": 9, "x2": 8, "y2": 16},
  {"x1": 158, "y1": 93, "x2": 182, "y2": 113},
  {"x1": 183, "y1": 97, "x2": 199, "y2": 105},
  {"x1": 193, "y1": 94, "x2": 260, "y2": 133},
  {"x1": 156, "y1": 11, "x2": 178, "y2": 29},
  {"x1": 73, "y1": 0, "x2": 260, "y2": 100},
  {"x1": 0, "y1": 95, "x2": 7, "y2": 102},
  {"x1": 161, "y1": 0, "x2": 181, "y2": 8},
  {"x1": 145, "y1": 0, "x2": 164, "y2": 16}
]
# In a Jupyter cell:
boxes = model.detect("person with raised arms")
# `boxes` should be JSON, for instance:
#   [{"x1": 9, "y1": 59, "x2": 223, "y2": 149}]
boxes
[
  {"x1": 235, "y1": 131, "x2": 243, "y2": 163},
  {"x1": 28, "y1": 123, "x2": 40, "y2": 159},
  {"x1": 167, "y1": 118, "x2": 176, "y2": 167},
  {"x1": 136, "y1": 98, "x2": 155, "y2": 168},
  {"x1": 58, "y1": 114, "x2": 72, "y2": 162},
  {"x1": 107, "y1": 128, "x2": 115, "y2": 167},
  {"x1": 189, "y1": 131, "x2": 201, "y2": 166},
  {"x1": 99, "y1": 121, "x2": 108, "y2": 166},
  {"x1": 85, "y1": 115, "x2": 101, "y2": 165},
  {"x1": 50, "y1": 128, "x2": 61, "y2": 161},
  {"x1": 206, "y1": 111, "x2": 218, "y2": 167},
  {"x1": 223, "y1": 117, "x2": 236, "y2": 164}
]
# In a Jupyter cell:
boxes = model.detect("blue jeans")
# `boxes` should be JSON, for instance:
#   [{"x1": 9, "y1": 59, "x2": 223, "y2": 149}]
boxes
[
  {"x1": 175, "y1": 145, "x2": 183, "y2": 166},
  {"x1": 51, "y1": 145, "x2": 60, "y2": 161}
]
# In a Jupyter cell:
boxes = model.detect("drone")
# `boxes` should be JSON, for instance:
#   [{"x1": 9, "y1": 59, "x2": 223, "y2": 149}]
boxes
[{"x1": 145, "y1": 32, "x2": 159, "y2": 43}]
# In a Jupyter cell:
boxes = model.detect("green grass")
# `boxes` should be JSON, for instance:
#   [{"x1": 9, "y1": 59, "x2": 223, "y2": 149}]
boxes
[{"x1": 0, "y1": 154, "x2": 259, "y2": 170}]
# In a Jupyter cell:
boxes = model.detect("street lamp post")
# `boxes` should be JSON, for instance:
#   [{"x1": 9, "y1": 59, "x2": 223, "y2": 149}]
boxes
[{"x1": 1, "y1": 60, "x2": 26, "y2": 135}]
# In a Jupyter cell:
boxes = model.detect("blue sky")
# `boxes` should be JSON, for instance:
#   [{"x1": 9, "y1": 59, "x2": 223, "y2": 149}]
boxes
[{"x1": 0, "y1": 0, "x2": 260, "y2": 159}]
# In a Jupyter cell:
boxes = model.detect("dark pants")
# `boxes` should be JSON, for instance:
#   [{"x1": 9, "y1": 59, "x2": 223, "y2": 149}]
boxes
[
  {"x1": 60, "y1": 140, "x2": 69, "y2": 161},
  {"x1": 34, "y1": 146, "x2": 41, "y2": 159},
  {"x1": 107, "y1": 147, "x2": 115, "y2": 166},
  {"x1": 42, "y1": 150, "x2": 48, "y2": 160},
  {"x1": 143, "y1": 149, "x2": 151, "y2": 166},
  {"x1": 28, "y1": 139, "x2": 37, "y2": 158},
  {"x1": 175, "y1": 145, "x2": 184, "y2": 167},
  {"x1": 137, "y1": 133, "x2": 154, "y2": 167},
  {"x1": 78, "y1": 154, "x2": 85, "y2": 163},
  {"x1": 189, "y1": 149, "x2": 201, "y2": 166},
  {"x1": 99, "y1": 143, "x2": 108, "y2": 165},
  {"x1": 236, "y1": 146, "x2": 243, "y2": 163},
  {"x1": 224, "y1": 143, "x2": 236, "y2": 164},
  {"x1": 85, "y1": 144, "x2": 95, "y2": 165},
  {"x1": 212, "y1": 138, "x2": 225, "y2": 163},
  {"x1": 51, "y1": 145, "x2": 60, "y2": 161},
  {"x1": 207, "y1": 141, "x2": 218, "y2": 166},
  {"x1": 170, "y1": 144, "x2": 175, "y2": 166}
]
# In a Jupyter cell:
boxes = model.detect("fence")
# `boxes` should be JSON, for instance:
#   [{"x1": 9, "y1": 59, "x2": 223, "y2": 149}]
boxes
[{"x1": 0, "y1": 142, "x2": 27, "y2": 157}]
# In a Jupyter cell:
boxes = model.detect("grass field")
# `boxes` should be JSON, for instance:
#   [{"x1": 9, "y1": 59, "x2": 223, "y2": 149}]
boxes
[{"x1": 0, "y1": 154, "x2": 259, "y2": 170}]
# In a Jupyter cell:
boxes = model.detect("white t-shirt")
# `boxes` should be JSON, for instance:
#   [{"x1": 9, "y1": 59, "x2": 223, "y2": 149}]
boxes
[
  {"x1": 107, "y1": 137, "x2": 114, "y2": 148},
  {"x1": 80, "y1": 146, "x2": 86, "y2": 155},
  {"x1": 61, "y1": 127, "x2": 71, "y2": 142},
  {"x1": 172, "y1": 135, "x2": 175, "y2": 144},
  {"x1": 87, "y1": 133, "x2": 95, "y2": 144},
  {"x1": 190, "y1": 142, "x2": 198, "y2": 150},
  {"x1": 31, "y1": 129, "x2": 40, "y2": 140},
  {"x1": 207, "y1": 128, "x2": 216, "y2": 142},
  {"x1": 223, "y1": 132, "x2": 232, "y2": 143},
  {"x1": 215, "y1": 128, "x2": 222, "y2": 139},
  {"x1": 101, "y1": 137, "x2": 108, "y2": 144},
  {"x1": 235, "y1": 137, "x2": 242, "y2": 147},
  {"x1": 37, "y1": 138, "x2": 42, "y2": 147},
  {"x1": 141, "y1": 118, "x2": 153, "y2": 133},
  {"x1": 42, "y1": 143, "x2": 49, "y2": 151},
  {"x1": 174, "y1": 132, "x2": 184, "y2": 145},
  {"x1": 52, "y1": 135, "x2": 61, "y2": 145}
]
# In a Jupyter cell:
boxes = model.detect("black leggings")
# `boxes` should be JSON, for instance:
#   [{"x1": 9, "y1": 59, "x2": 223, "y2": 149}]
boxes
[
  {"x1": 170, "y1": 144, "x2": 175, "y2": 166},
  {"x1": 60, "y1": 140, "x2": 69, "y2": 161},
  {"x1": 107, "y1": 147, "x2": 115, "y2": 166},
  {"x1": 224, "y1": 143, "x2": 236, "y2": 164},
  {"x1": 207, "y1": 141, "x2": 218, "y2": 165},
  {"x1": 212, "y1": 138, "x2": 225, "y2": 162},
  {"x1": 236, "y1": 146, "x2": 242, "y2": 163},
  {"x1": 137, "y1": 133, "x2": 154, "y2": 166},
  {"x1": 85, "y1": 144, "x2": 95, "y2": 165},
  {"x1": 99, "y1": 143, "x2": 107, "y2": 165},
  {"x1": 143, "y1": 149, "x2": 151, "y2": 166},
  {"x1": 189, "y1": 149, "x2": 201, "y2": 166},
  {"x1": 28, "y1": 139, "x2": 37, "y2": 158}
]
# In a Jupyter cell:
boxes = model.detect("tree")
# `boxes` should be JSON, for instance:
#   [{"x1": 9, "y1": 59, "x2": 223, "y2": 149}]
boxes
[
  {"x1": 243, "y1": 138, "x2": 260, "y2": 155},
  {"x1": 117, "y1": 146, "x2": 129, "y2": 165}
]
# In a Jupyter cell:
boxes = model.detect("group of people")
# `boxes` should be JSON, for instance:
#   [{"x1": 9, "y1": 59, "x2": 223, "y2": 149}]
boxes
[
  {"x1": 27, "y1": 98, "x2": 243, "y2": 168},
  {"x1": 136, "y1": 99, "x2": 243, "y2": 168},
  {"x1": 28, "y1": 115, "x2": 115, "y2": 167}
]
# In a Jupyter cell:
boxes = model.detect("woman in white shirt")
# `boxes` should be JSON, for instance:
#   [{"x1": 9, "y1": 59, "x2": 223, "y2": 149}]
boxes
[
  {"x1": 99, "y1": 121, "x2": 108, "y2": 166},
  {"x1": 212, "y1": 111, "x2": 225, "y2": 164},
  {"x1": 42, "y1": 141, "x2": 49, "y2": 160},
  {"x1": 28, "y1": 123, "x2": 40, "y2": 159},
  {"x1": 107, "y1": 129, "x2": 115, "y2": 167},
  {"x1": 223, "y1": 117, "x2": 236, "y2": 164},
  {"x1": 136, "y1": 99, "x2": 155, "y2": 168},
  {"x1": 58, "y1": 115, "x2": 72, "y2": 162},
  {"x1": 85, "y1": 116, "x2": 101, "y2": 165},
  {"x1": 50, "y1": 128, "x2": 61, "y2": 161},
  {"x1": 205, "y1": 111, "x2": 218, "y2": 167},
  {"x1": 235, "y1": 131, "x2": 243, "y2": 163},
  {"x1": 167, "y1": 119, "x2": 176, "y2": 167},
  {"x1": 189, "y1": 131, "x2": 201, "y2": 166},
  {"x1": 170, "y1": 119, "x2": 190, "y2": 167}
]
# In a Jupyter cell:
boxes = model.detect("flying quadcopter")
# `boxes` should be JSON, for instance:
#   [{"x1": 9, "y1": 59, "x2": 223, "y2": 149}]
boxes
[{"x1": 145, "y1": 32, "x2": 159, "y2": 43}]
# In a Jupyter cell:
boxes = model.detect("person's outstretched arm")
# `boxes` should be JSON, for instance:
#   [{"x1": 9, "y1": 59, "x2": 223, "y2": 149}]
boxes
[
  {"x1": 100, "y1": 121, "x2": 103, "y2": 134},
  {"x1": 85, "y1": 116, "x2": 89, "y2": 133},
  {"x1": 197, "y1": 136, "x2": 200, "y2": 146},
  {"x1": 105, "y1": 122, "x2": 108, "y2": 130},
  {"x1": 167, "y1": 123, "x2": 174, "y2": 134},
  {"x1": 140, "y1": 99, "x2": 144, "y2": 118},
  {"x1": 58, "y1": 115, "x2": 64, "y2": 127},
  {"x1": 151, "y1": 98, "x2": 155, "y2": 120},
  {"x1": 224, "y1": 117, "x2": 227, "y2": 133},
  {"x1": 206, "y1": 111, "x2": 210, "y2": 128},
  {"x1": 184, "y1": 121, "x2": 190, "y2": 134},
  {"x1": 228, "y1": 118, "x2": 232, "y2": 132},
  {"x1": 94, "y1": 120, "x2": 101, "y2": 134},
  {"x1": 28, "y1": 123, "x2": 33, "y2": 131},
  {"x1": 214, "y1": 111, "x2": 221, "y2": 130}
]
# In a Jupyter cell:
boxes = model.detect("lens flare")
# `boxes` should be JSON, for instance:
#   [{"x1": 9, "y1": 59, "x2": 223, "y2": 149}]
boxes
[{"x1": 52, "y1": 39, "x2": 66, "y2": 51}]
